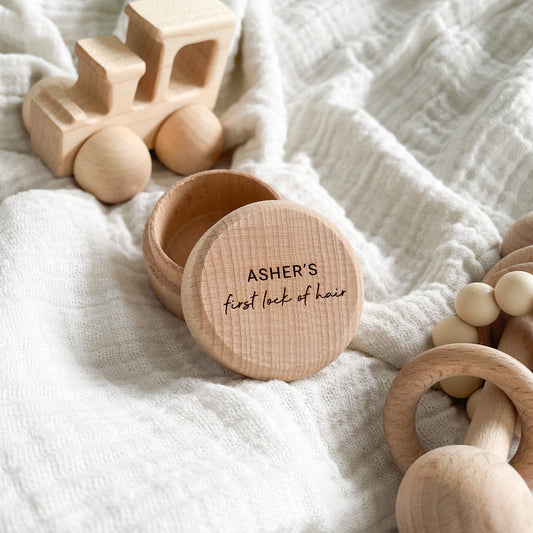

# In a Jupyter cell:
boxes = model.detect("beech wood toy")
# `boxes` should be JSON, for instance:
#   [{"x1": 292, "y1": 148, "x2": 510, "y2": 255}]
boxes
[
  {"x1": 143, "y1": 170, "x2": 364, "y2": 381},
  {"x1": 23, "y1": 0, "x2": 235, "y2": 204},
  {"x1": 384, "y1": 211, "x2": 533, "y2": 532}
]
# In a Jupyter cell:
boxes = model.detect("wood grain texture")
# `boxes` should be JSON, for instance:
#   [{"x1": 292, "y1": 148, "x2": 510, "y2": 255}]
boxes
[
  {"x1": 180, "y1": 201, "x2": 364, "y2": 381},
  {"x1": 468, "y1": 236, "x2": 533, "y2": 460},
  {"x1": 483, "y1": 262, "x2": 533, "y2": 288},
  {"x1": 22, "y1": 77, "x2": 73, "y2": 133},
  {"x1": 386, "y1": 340, "x2": 533, "y2": 532},
  {"x1": 464, "y1": 316, "x2": 533, "y2": 457},
  {"x1": 142, "y1": 170, "x2": 281, "y2": 319},
  {"x1": 154, "y1": 104, "x2": 223, "y2": 175},
  {"x1": 484, "y1": 245, "x2": 533, "y2": 283},
  {"x1": 26, "y1": 0, "x2": 235, "y2": 178},
  {"x1": 386, "y1": 215, "x2": 533, "y2": 531},
  {"x1": 395, "y1": 444, "x2": 533, "y2": 533},
  {"x1": 383, "y1": 343, "x2": 533, "y2": 484},
  {"x1": 125, "y1": 0, "x2": 234, "y2": 102}
]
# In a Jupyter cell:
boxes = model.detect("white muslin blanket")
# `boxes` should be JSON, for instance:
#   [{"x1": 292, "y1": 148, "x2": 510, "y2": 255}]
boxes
[{"x1": 1, "y1": 0, "x2": 532, "y2": 531}]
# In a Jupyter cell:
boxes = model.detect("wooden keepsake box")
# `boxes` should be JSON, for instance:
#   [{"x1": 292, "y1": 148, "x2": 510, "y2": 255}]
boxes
[{"x1": 143, "y1": 170, "x2": 364, "y2": 381}]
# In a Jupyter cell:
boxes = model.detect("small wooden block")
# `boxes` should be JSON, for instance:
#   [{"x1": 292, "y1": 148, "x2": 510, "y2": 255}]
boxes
[
  {"x1": 75, "y1": 36, "x2": 146, "y2": 82},
  {"x1": 181, "y1": 201, "x2": 364, "y2": 381},
  {"x1": 125, "y1": 0, "x2": 236, "y2": 103},
  {"x1": 126, "y1": 0, "x2": 236, "y2": 38}
]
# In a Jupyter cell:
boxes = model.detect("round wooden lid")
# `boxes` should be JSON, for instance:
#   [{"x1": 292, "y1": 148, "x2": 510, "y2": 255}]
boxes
[{"x1": 181, "y1": 201, "x2": 364, "y2": 381}]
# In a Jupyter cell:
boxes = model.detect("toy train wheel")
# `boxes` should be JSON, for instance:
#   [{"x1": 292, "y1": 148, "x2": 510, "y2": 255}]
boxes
[
  {"x1": 154, "y1": 104, "x2": 224, "y2": 176},
  {"x1": 73, "y1": 126, "x2": 152, "y2": 204}
]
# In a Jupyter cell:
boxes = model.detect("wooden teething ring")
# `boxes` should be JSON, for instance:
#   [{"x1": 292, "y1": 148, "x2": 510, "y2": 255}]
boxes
[
  {"x1": 385, "y1": 214, "x2": 533, "y2": 531},
  {"x1": 383, "y1": 342, "x2": 533, "y2": 486}
]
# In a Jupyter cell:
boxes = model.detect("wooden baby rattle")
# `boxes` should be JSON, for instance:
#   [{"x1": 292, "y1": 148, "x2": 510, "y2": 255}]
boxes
[
  {"x1": 384, "y1": 211, "x2": 533, "y2": 532},
  {"x1": 23, "y1": 0, "x2": 236, "y2": 203}
]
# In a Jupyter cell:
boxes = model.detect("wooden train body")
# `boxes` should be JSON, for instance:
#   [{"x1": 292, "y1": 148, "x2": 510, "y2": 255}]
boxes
[{"x1": 27, "y1": 0, "x2": 235, "y2": 177}]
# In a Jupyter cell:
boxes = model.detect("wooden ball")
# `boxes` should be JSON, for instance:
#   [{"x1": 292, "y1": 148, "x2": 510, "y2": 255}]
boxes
[
  {"x1": 74, "y1": 126, "x2": 151, "y2": 204},
  {"x1": 396, "y1": 446, "x2": 533, "y2": 533},
  {"x1": 455, "y1": 282, "x2": 500, "y2": 327},
  {"x1": 23, "y1": 76, "x2": 73, "y2": 133},
  {"x1": 494, "y1": 271, "x2": 533, "y2": 316},
  {"x1": 440, "y1": 375, "x2": 484, "y2": 399},
  {"x1": 432, "y1": 315, "x2": 478, "y2": 346},
  {"x1": 155, "y1": 104, "x2": 223, "y2": 176}
]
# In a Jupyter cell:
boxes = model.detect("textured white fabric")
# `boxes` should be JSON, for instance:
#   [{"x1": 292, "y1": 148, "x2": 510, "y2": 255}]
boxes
[{"x1": 1, "y1": 0, "x2": 532, "y2": 531}]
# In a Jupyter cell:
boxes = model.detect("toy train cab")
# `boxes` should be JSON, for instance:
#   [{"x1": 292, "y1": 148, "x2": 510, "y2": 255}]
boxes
[{"x1": 24, "y1": 0, "x2": 236, "y2": 202}]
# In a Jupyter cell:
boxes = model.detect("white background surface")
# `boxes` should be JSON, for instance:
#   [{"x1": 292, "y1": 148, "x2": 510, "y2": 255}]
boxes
[{"x1": 1, "y1": 0, "x2": 532, "y2": 531}]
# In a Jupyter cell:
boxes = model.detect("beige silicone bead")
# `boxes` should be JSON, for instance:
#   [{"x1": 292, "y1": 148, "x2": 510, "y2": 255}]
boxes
[
  {"x1": 440, "y1": 375, "x2": 484, "y2": 399},
  {"x1": 494, "y1": 271, "x2": 533, "y2": 317},
  {"x1": 455, "y1": 282, "x2": 500, "y2": 327},
  {"x1": 467, "y1": 386, "x2": 521, "y2": 437},
  {"x1": 429, "y1": 294, "x2": 488, "y2": 399},
  {"x1": 432, "y1": 315, "x2": 479, "y2": 346}
]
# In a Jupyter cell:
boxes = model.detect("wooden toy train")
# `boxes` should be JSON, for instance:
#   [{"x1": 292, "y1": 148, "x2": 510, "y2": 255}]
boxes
[{"x1": 23, "y1": 0, "x2": 236, "y2": 203}]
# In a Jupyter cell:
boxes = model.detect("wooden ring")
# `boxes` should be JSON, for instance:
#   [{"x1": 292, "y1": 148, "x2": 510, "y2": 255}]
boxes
[
  {"x1": 383, "y1": 343, "x2": 533, "y2": 487},
  {"x1": 483, "y1": 262, "x2": 533, "y2": 288},
  {"x1": 483, "y1": 246, "x2": 533, "y2": 285}
]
